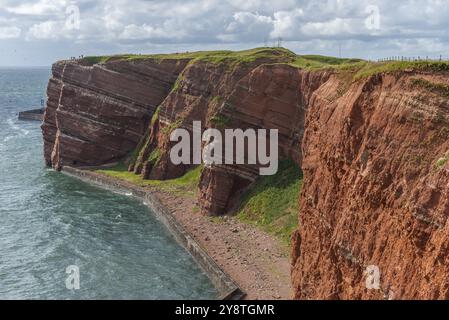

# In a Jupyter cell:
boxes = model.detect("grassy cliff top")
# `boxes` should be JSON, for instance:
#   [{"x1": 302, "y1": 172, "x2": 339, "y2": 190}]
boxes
[
  {"x1": 81, "y1": 47, "x2": 296, "y2": 65},
  {"x1": 81, "y1": 47, "x2": 449, "y2": 79},
  {"x1": 81, "y1": 47, "x2": 363, "y2": 68}
]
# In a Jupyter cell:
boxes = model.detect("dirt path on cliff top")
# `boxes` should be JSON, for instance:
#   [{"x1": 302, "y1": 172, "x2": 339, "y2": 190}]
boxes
[{"x1": 154, "y1": 191, "x2": 293, "y2": 300}]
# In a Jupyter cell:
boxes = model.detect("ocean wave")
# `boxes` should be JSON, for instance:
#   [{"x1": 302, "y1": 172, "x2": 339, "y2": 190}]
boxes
[{"x1": 7, "y1": 118, "x2": 30, "y2": 135}]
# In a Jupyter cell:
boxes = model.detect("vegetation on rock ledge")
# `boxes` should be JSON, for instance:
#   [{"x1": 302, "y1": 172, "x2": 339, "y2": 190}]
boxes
[
  {"x1": 237, "y1": 160, "x2": 303, "y2": 247},
  {"x1": 96, "y1": 164, "x2": 202, "y2": 198},
  {"x1": 410, "y1": 78, "x2": 449, "y2": 98},
  {"x1": 436, "y1": 150, "x2": 449, "y2": 169}
]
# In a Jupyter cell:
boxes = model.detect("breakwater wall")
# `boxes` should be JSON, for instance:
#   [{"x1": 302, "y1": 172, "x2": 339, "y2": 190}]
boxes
[{"x1": 18, "y1": 108, "x2": 45, "y2": 121}]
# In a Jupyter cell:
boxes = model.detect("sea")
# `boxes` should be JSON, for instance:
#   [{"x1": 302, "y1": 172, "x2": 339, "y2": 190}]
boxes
[{"x1": 0, "y1": 67, "x2": 217, "y2": 299}]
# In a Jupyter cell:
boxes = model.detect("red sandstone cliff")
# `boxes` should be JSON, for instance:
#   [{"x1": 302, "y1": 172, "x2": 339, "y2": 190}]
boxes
[
  {"x1": 42, "y1": 58, "x2": 188, "y2": 169},
  {"x1": 42, "y1": 50, "x2": 449, "y2": 299},
  {"x1": 292, "y1": 72, "x2": 449, "y2": 299}
]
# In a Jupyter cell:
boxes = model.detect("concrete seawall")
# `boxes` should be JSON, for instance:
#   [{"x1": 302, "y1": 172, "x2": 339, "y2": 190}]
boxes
[
  {"x1": 61, "y1": 166, "x2": 246, "y2": 300},
  {"x1": 18, "y1": 108, "x2": 45, "y2": 121}
]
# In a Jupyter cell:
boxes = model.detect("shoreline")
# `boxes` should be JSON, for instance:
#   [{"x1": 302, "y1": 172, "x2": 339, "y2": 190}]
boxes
[{"x1": 61, "y1": 166, "x2": 292, "y2": 300}]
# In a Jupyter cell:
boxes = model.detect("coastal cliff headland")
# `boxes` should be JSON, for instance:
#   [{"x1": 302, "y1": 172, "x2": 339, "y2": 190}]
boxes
[{"x1": 42, "y1": 48, "x2": 449, "y2": 299}]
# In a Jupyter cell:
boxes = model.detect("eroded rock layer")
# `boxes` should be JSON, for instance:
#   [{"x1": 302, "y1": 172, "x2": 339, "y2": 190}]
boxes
[
  {"x1": 293, "y1": 72, "x2": 449, "y2": 299},
  {"x1": 42, "y1": 58, "x2": 188, "y2": 169},
  {"x1": 131, "y1": 58, "x2": 317, "y2": 215}
]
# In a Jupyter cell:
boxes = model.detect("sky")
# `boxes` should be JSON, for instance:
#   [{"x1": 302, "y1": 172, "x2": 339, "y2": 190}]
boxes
[{"x1": 0, "y1": 0, "x2": 449, "y2": 66}]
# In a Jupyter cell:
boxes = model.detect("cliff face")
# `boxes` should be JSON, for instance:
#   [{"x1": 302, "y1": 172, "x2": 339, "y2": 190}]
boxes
[
  {"x1": 42, "y1": 50, "x2": 449, "y2": 299},
  {"x1": 42, "y1": 58, "x2": 188, "y2": 169},
  {"x1": 131, "y1": 54, "x2": 311, "y2": 215},
  {"x1": 293, "y1": 72, "x2": 449, "y2": 299},
  {"x1": 196, "y1": 65, "x2": 330, "y2": 215}
]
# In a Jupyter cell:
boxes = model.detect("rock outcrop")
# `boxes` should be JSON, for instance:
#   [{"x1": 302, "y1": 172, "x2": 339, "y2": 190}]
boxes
[
  {"x1": 42, "y1": 58, "x2": 188, "y2": 169},
  {"x1": 130, "y1": 53, "x2": 309, "y2": 215},
  {"x1": 292, "y1": 72, "x2": 449, "y2": 299},
  {"x1": 42, "y1": 49, "x2": 449, "y2": 299}
]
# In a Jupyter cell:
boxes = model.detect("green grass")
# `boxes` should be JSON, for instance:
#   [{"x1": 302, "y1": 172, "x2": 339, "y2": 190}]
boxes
[
  {"x1": 161, "y1": 118, "x2": 183, "y2": 137},
  {"x1": 150, "y1": 106, "x2": 160, "y2": 126},
  {"x1": 80, "y1": 56, "x2": 112, "y2": 65},
  {"x1": 81, "y1": 47, "x2": 295, "y2": 65},
  {"x1": 210, "y1": 113, "x2": 231, "y2": 127},
  {"x1": 81, "y1": 48, "x2": 449, "y2": 82},
  {"x1": 196, "y1": 47, "x2": 295, "y2": 66},
  {"x1": 301, "y1": 55, "x2": 363, "y2": 65},
  {"x1": 410, "y1": 78, "x2": 449, "y2": 98},
  {"x1": 81, "y1": 47, "x2": 364, "y2": 71},
  {"x1": 148, "y1": 147, "x2": 161, "y2": 166},
  {"x1": 289, "y1": 55, "x2": 364, "y2": 70},
  {"x1": 211, "y1": 95, "x2": 224, "y2": 105},
  {"x1": 237, "y1": 160, "x2": 303, "y2": 247},
  {"x1": 436, "y1": 150, "x2": 449, "y2": 169},
  {"x1": 128, "y1": 131, "x2": 150, "y2": 166},
  {"x1": 353, "y1": 60, "x2": 449, "y2": 80},
  {"x1": 96, "y1": 163, "x2": 202, "y2": 197},
  {"x1": 170, "y1": 74, "x2": 184, "y2": 93}
]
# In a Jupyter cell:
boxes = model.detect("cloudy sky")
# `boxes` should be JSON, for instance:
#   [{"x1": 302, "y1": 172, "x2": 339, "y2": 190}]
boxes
[{"x1": 0, "y1": 0, "x2": 449, "y2": 66}]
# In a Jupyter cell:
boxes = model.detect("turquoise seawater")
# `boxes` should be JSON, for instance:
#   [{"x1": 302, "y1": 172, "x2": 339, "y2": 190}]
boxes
[{"x1": 0, "y1": 67, "x2": 218, "y2": 299}]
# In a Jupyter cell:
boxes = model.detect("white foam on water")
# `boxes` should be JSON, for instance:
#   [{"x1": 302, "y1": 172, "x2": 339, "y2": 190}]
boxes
[
  {"x1": 7, "y1": 118, "x2": 20, "y2": 131},
  {"x1": 7, "y1": 118, "x2": 29, "y2": 135}
]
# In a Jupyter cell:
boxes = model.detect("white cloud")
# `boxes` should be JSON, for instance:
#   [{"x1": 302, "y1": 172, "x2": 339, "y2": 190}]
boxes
[
  {"x1": 0, "y1": 26, "x2": 21, "y2": 39},
  {"x1": 220, "y1": 12, "x2": 273, "y2": 42},
  {"x1": 26, "y1": 18, "x2": 83, "y2": 40},
  {"x1": 0, "y1": 0, "x2": 445, "y2": 44},
  {"x1": 5, "y1": 0, "x2": 68, "y2": 15},
  {"x1": 226, "y1": 0, "x2": 297, "y2": 13},
  {"x1": 271, "y1": 8, "x2": 304, "y2": 39},
  {"x1": 26, "y1": 20, "x2": 64, "y2": 39},
  {"x1": 119, "y1": 23, "x2": 179, "y2": 40},
  {"x1": 1, "y1": 0, "x2": 449, "y2": 65},
  {"x1": 301, "y1": 18, "x2": 356, "y2": 37}
]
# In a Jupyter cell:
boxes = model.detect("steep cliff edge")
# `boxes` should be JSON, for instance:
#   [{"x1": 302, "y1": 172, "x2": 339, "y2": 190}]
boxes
[
  {"x1": 293, "y1": 72, "x2": 449, "y2": 299},
  {"x1": 128, "y1": 49, "x2": 317, "y2": 216},
  {"x1": 42, "y1": 49, "x2": 449, "y2": 299},
  {"x1": 42, "y1": 57, "x2": 188, "y2": 169}
]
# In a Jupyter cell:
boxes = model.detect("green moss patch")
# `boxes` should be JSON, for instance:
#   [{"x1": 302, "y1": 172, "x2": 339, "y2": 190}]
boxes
[
  {"x1": 354, "y1": 60, "x2": 449, "y2": 80},
  {"x1": 289, "y1": 55, "x2": 364, "y2": 70},
  {"x1": 410, "y1": 78, "x2": 449, "y2": 98},
  {"x1": 96, "y1": 164, "x2": 202, "y2": 198},
  {"x1": 237, "y1": 160, "x2": 303, "y2": 247},
  {"x1": 210, "y1": 113, "x2": 231, "y2": 127},
  {"x1": 161, "y1": 118, "x2": 183, "y2": 137},
  {"x1": 148, "y1": 148, "x2": 161, "y2": 166},
  {"x1": 436, "y1": 151, "x2": 449, "y2": 169}
]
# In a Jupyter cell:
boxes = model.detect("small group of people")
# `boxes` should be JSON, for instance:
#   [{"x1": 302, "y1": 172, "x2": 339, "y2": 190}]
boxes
[{"x1": 69, "y1": 55, "x2": 84, "y2": 60}]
